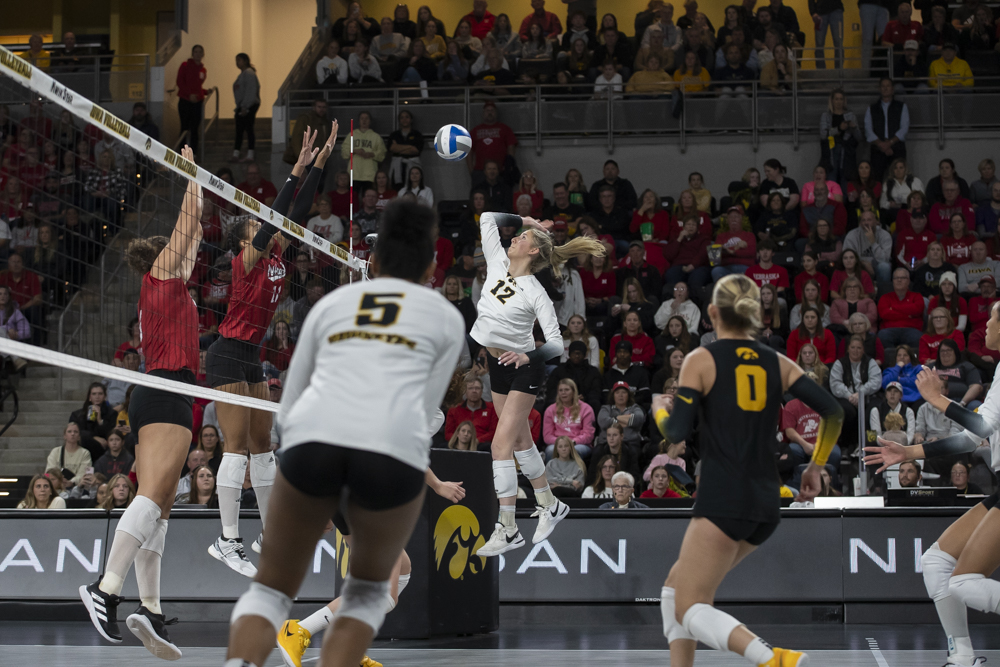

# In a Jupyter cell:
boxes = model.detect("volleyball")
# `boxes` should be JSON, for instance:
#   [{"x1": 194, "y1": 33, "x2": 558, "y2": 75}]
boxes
[{"x1": 435, "y1": 124, "x2": 472, "y2": 161}]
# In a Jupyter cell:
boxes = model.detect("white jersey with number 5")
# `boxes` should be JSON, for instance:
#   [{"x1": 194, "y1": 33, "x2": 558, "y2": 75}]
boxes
[
  {"x1": 278, "y1": 276, "x2": 465, "y2": 471},
  {"x1": 470, "y1": 213, "x2": 563, "y2": 359}
]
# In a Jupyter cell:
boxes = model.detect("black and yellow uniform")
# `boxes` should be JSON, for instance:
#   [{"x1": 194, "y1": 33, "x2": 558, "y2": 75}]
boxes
[{"x1": 694, "y1": 340, "x2": 784, "y2": 543}]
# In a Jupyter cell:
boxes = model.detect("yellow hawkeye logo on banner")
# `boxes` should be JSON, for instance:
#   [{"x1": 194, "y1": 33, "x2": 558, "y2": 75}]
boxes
[{"x1": 433, "y1": 505, "x2": 486, "y2": 580}]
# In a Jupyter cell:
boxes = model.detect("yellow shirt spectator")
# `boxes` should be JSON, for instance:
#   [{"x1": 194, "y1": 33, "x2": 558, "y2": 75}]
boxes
[
  {"x1": 21, "y1": 48, "x2": 51, "y2": 69},
  {"x1": 672, "y1": 67, "x2": 711, "y2": 93},
  {"x1": 626, "y1": 70, "x2": 674, "y2": 94},
  {"x1": 420, "y1": 35, "x2": 447, "y2": 62},
  {"x1": 928, "y1": 54, "x2": 974, "y2": 88}
]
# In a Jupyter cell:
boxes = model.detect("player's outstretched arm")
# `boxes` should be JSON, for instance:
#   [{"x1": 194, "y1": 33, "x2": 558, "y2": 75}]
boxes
[
  {"x1": 152, "y1": 144, "x2": 203, "y2": 281},
  {"x1": 780, "y1": 355, "x2": 843, "y2": 501}
]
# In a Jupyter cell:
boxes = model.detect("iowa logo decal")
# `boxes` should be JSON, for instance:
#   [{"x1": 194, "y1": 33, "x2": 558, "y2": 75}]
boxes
[
  {"x1": 735, "y1": 346, "x2": 759, "y2": 360},
  {"x1": 433, "y1": 505, "x2": 486, "y2": 580},
  {"x1": 335, "y1": 529, "x2": 350, "y2": 579}
]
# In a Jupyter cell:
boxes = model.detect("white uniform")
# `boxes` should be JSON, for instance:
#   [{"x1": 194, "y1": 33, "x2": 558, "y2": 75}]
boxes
[
  {"x1": 953, "y1": 380, "x2": 1000, "y2": 472},
  {"x1": 469, "y1": 213, "x2": 563, "y2": 360},
  {"x1": 278, "y1": 277, "x2": 464, "y2": 471}
]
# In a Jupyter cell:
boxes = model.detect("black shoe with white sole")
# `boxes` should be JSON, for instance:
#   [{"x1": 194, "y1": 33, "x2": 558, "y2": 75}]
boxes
[
  {"x1": 126, "y1": 605, "x2": 182, "y2": 661},
  {"x1": 79, "y1": 581, "x2": 123, "y2": 643}
]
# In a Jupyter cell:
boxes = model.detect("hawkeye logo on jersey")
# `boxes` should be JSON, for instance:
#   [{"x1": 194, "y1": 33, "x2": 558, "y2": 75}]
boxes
[
  {"x1": 735, "y1": 347, "x2": 759, "y2": 360},
  {"x1": 266, "y1": 262, "x2": 286, "y2": 283},
  {"x1": 434, "y1": 505, "x2": 486, "y2": 580}
]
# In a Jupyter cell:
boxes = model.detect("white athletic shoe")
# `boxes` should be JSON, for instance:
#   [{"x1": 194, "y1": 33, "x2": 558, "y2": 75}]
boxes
[
  {"x1": 251, "y1": 533, "x2": 263, "y2": 554},
  {"x1": 947, "y1": 658, "x2": 988, "y2": 667},
  {"x1": 208, "y1": 536, "x2": 257, "y2": 578},
  {"x1": 475, "y1": 523, "x2": 525, "y2": 557},
  {"x1": 531, "y1": 499, "x2": 569, "y2": 544}
]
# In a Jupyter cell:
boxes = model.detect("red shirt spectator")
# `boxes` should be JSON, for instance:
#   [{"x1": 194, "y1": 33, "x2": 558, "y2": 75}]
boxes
[
  {"x1": 630, "y1": 209, "x2": 673, "y2": 241},
  {"x1": 640, "y1": 487, "x2": 683, "y2": 499},
  {"x1": 669, "y1": 207, "x2": 714, "y2": 240},
  {"x1": 896, "y1": 227, "x2": 936, "y2": 268},
  {"x1": 786, "y1": 328, "x2": 837, "y2": 364},
  {"x1": 528, "y1": 408, "x2": 542, "y2": 445},
  {"x1": 881, "y1": 18, "x2": 923, "y2": 46},
  {"x1": 0, "y1": 253, "x2": 41, "y2": 309},
  {"x1": 929, "y1": 197, "x2": 975, "y2": 235},
  {"x1": 198, "y1": 308, "x2": 217, "y2": 336},
  {"x1": 470, "y1": 103, "x2": 518, "y2": 172},
  {"x1": 435, "y1": 237, "x2": 454, "y2": 271},
  {"x1": 518, "y1": 2, "x2": 563, "y2": 40},
  {"x1": 445, "y1": 400, "x2": 499, "y2": 443},
  {"x1": 745, "y1": 261, "x2": 790, "y2": 290},
  {"x1": 781, "y1": 398, "x2": 822, "y2": 447},
  {"x1": 878, "y1": 287, "x2": 925, "y2": 330},
  {"x1": 969, "y1": 327, "x2": 1000, "y2": 362},
  {"x1": 831, "y1": 269, "x2": 875, "y2": 297},
  {"x1": 942, "y1": 232, "x2": 976, "y2": 266},
  {"x1": 260, "y1": 340, "x2": 295, "y2": 371},
  {"x1": 463, "y1": 5, "x2": 497, "y2": 38},
  {"x1": 793, "y1": 268, "x2": 830, "y2": 302},
  {"x1": 928, "y1": 294, "x2": 968, "y2": 322},
  {"x1": 969, "y1": 278, "x2": 1000, "y2": 329},
  {"x1": 237, "y1": 174, "x2": 278, "y2": 207},
  {"x1": 176, "y1": 56, "x2": 208, "y2": 102},
  {"x1": 799, "y1": 199, "x2": 848, "y2": 237},
  {"x1": 580, "y1": 264, "x2": 617, "y2": 300},
  {"x1": 715, "y1": 230, "x2": 757, "y2": 267},
  {"x1": 919, "y1": 330, "x2": 966, "y2": 363},
  {"x1": 609, "y1": 330, "x2": 656, "y2": 367}
]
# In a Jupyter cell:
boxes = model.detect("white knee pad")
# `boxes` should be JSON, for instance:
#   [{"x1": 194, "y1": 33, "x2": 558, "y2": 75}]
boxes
[
  {"x1": 682, "y1": 603, "x2": 742, "y2": 652},
  {"x1": 230, "y1": 581, "x2": 293, "y2": 635},
  {"x1": 493, "y1": 460, "x2": 518, "y2": 498},
  {"x1": 250, "y1": 452, "x2": 276, "y2": 488},
  {"x1": 139, "y1": 519, "x2": 168, "y2": 556},
  {"x1": 921, "y1": 542, "x2": 958, "y2": 601},
  {"x1": 397, "y1": 572, "x2": 410, "y2": 596},
  {"x1": 218, "y1": 452, "x2": 249, "y2": 490},
  {"x1": 950, "y1": 573, "x2": 1000, "y2": 615},
  {"x1": 115, "y1": 495, "x2": 162, "y2": 544},
  {"x1": 661, "y1": 587, "x2": 695, "y2": 643},
  {"x1": 514, "y1": 448, "x2": 546, "y2": 481},
  {"x1": 335, "y1": 575, "x2": 392, "y2": 633}
]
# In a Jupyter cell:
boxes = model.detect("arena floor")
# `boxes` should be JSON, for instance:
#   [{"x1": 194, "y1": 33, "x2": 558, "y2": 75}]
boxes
[{"x1": 5, "y1": 621, "x2": 1000, "y2": 666}]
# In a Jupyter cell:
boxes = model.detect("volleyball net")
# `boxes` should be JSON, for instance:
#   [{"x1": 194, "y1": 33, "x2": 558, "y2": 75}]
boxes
[{"x1": 0, "y1": 44, "x2": 365, "y2": 414}]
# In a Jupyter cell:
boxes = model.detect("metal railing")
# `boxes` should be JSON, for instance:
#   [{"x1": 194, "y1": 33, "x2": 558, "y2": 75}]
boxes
[
  {"x1": 8, "y1": 53, "x2": 152, "y2": 106},
  {"x1": 284, "y1": 75, "x2": 999, "y2": 153},
  {"x1": 201, "y1": 86, "x2": 219, "y2": 164}
]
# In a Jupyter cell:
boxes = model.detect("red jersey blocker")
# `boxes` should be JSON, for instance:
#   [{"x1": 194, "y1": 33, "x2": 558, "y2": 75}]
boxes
[{"x1": 220, "y1": 244, "x2": 286, "y2": 345}]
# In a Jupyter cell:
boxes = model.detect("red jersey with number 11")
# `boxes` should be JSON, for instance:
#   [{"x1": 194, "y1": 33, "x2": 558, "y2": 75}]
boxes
[
  {"x1": 139, "y1": 274, "x2": 199, "y2": 373},
  {"x1": 219, "y1": 245, "x2": 286, "y2": 345}
]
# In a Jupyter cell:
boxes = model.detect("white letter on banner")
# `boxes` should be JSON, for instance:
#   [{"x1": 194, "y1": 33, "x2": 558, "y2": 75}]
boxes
[
  {"x1": 516, "y1": 541, "x2": 568, "y2": 574},
  {"x1": 580, "y1": 539, "x2": 626, "y2": 574},
  {"x1": 914, "y1": 538, "x2": 923, "y2": 573},
  {"x1": 56, "y1": 539, "x2": 101, "y2": 573},
  {"x1": 849, "y1": 538, "x2": 896, "y2": 573},
  {"x1": 313, "y1": 540, "x2": 336, "y2": 573},
  {"x1": 0, "y1": 539, "x2": 43, "y2": 572}
]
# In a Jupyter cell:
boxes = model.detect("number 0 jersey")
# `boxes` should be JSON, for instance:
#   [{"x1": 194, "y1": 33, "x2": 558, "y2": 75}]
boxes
[
  {"x1": 277, "y1": 277, "x2": 465, "y2": 471},
  {"x1": 470, "y1": 213, "x2": 562, "y2": 358},
  {"x1": 694, "y1": 338, "x2": 785, "y2": 524}
]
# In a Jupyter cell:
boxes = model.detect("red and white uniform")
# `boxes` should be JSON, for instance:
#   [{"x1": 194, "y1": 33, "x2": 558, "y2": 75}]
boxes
[
  {"x1": 139, "y1": 274, "x2": 199, "y2": 373},
  {"x1": 219, "y1": 245, "x2": 286, "y2": 345}
]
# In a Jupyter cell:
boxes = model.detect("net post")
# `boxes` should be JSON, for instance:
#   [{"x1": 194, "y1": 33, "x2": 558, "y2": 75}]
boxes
[{"x1": 349, "y1": 118, "x2": 354, "y2": 284}]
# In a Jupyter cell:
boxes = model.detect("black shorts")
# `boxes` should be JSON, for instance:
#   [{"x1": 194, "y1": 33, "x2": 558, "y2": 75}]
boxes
[
  {"x1": 278, "y1": 443, "x2": 425, "y2": 511},
  {"x1": 128, "y1": 369, "x2": 195, "y2": 434},
  {"x1": 206, "y1": 336, "x2": 264, "y2": 388},
  {"x1": 704, "y1": 515, "x2": 780, "y2": 546},
  {"x1": 487, "y1": 352, "x2": 546, "y2": 396},
  {"x1": 982, "y1": 489, "x2": 1000, "y2": 510}
]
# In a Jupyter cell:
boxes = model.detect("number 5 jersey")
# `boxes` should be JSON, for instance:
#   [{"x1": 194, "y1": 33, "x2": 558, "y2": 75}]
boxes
[
  {"x1": 469, "y1": 212, "x2": 563, "y2": 360},
  {"x1": 277, "y1": 276, "x2": 465, "y2": 471}
]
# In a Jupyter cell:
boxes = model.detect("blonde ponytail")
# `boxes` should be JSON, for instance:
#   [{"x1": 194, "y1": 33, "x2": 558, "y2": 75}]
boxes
[
  {"x1": 529, "y1": 231, "x2": 606, "y2": 278},
  {"x1": 712, "y1": 274, "x2": 763, "y2": 333}
]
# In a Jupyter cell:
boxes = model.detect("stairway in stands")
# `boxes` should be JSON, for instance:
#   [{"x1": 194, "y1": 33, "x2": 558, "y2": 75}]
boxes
[{"x1": 200, "y1": 117, "x2": 273, "y2": 182}]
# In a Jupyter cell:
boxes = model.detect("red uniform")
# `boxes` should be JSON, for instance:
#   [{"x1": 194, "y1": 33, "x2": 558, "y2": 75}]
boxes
[
  {"x1": 942, "y1": 234, "x2": 976, "y2": 266},
  {"x1": 139, "y1": 274, "x2": 199, "y2": 373},
  {"x1": 219, "y1": 246, "x2": 286, "y2": 345}
]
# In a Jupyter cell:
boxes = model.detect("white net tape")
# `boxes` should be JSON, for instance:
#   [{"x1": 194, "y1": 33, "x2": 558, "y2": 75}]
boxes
[
  {"x1": 0, "y1": 44, "x2": 365, "y2": 273},
  {"x1": 0, "y1": 337, "x2": 277, "y2": 412}
]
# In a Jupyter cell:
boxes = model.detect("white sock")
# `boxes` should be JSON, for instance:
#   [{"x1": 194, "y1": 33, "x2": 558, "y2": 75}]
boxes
[
  {"x1": 232, "y1": 149, "x2": 240, "y2": 158},
  {"x1": 937, "y1": 596, "x2": 974, "y2": 660},
  {"x1": 246, "y1": 149, "x2": 255, "y2": 159},
  {"x1": 300, "y1": 605, "x2": 334, "y2": 637},
  {"x1": 499, "y1": 506, "x2": 516, "y2": 529},
  {"x1": 249, "y1": 452, "x2": 275, "y2": 530},
  {"x1": 218, "y1": 486, "x2": 242, "y2": 539},
  {"x1": 533, "y1": 484, "x2": 556, "y2": 509},
  {"x1": 136, "y1": 548, "x2": 162, "y2": 614},
  {"x1": 100, "y1": 532, "x2": 141, "y2": 596},
  {"x1": 743, "y1": 637, "x2": 776, "y2": 665}
]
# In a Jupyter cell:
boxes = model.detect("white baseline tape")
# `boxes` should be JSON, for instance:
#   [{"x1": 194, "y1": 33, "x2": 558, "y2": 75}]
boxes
[
  {"x1": 0, "y1": 45, "x2": 364, "y2": 273},
  {"x1": 0, "y1": 337, "x2": 278, "y2": 413}
]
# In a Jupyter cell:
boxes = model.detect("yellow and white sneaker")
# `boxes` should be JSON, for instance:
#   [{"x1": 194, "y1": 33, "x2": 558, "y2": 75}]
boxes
[
  {"x1": 277, "y1": 619, "x2": 311, "y2": 667},
  {"x1": 760, "y1": 647, "x2": 809, "y2": 667},
  {"x1": 360, "y1": 656, "x2": 383, "y2": 667}
]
